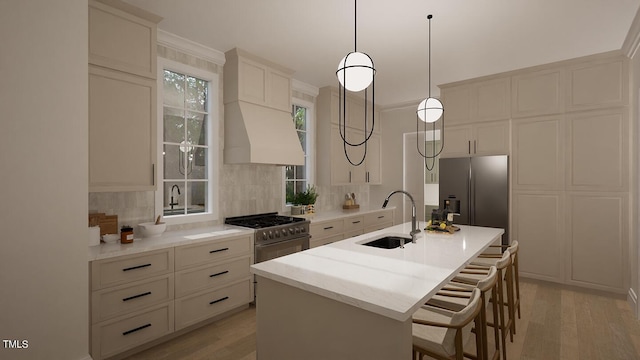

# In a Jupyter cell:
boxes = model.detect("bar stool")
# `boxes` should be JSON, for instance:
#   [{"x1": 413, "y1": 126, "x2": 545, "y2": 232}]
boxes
[
  {"x1": 426, "y1": 266, "x2": 500, "y2": 360},
  {"x1": 472, "y1": 241, "x2": 520, "y2": 329},
  {"x1": 412, "y1": 288, "x2": 484, "y2": 360},
  {"x1": 458, "y1": 250, "x2": 512, "y2": 360}
]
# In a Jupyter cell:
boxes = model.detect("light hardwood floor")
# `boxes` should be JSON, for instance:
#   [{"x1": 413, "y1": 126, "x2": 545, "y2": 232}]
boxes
[{"x1": 124, "y1": 279, "x2": 640, "y2": 360}]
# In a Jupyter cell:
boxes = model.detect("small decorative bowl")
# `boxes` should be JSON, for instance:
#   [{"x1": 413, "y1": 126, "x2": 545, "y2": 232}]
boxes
[
  {"x1": 138, "y1": 222, "x2": 167, "y2": 238},
  {"x1": 102, "y1": 234, "x2": 120, "y2": 244}
]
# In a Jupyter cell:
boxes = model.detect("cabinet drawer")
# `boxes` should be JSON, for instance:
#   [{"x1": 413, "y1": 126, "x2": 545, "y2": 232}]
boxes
[
  {"x1": 91, "y1": 302, "x2": 173, "y2": 360},
  {"x1": 91, "y1": 249, "x2": 173, "y2": 290},
  {"x1": 175, "y1": 279, "x2": 252, "y2": 330},
  {"x1": 175, "y1": 235, "x2": 252, "y2": 270},
  {"x1": 175, "y1": 256, "x2": 251, "y2": 298},
  {"x1": 364, "y1": 210, "x2": 394, "y2": 228},
  {"x1": 92, "y1": 274, "x2": 174, "y2": 324},
  {"x1": 365, "y1": 221, "x2": 394, "y2": 234},
  {"x1": 344, "y1": 229, "x2": 365, "y2": 239},
  {"x1": 310, "y1": 234, "x2": 343, "y2": 248},
  {"x1": 343, "y1": 216, "x2": 365, "y2": 232},
  {"x1": 310, "y1": 219, "x2": 344, "y2": 239}
]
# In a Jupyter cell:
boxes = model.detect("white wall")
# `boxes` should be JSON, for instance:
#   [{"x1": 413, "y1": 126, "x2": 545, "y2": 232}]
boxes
[{"x1": 0, "y1": 1, "x2": 89, "y2": 359}]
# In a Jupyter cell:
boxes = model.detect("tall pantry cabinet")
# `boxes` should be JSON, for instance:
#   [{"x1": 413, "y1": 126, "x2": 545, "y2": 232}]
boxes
[
  {"x1": 88, "y1": 0, "x2": 161, "y2": 192},
  {"x1": 316, "y1": 87, "x2": 382, "y2": 185},
  {"x1": 440, "y1": 52, "x2": 631, "y2": 293}
]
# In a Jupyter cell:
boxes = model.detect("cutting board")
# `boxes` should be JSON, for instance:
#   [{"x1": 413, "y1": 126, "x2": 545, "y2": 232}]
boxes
[{"x1": 88, "y1": 213, "x2": 118, "y2": 235}]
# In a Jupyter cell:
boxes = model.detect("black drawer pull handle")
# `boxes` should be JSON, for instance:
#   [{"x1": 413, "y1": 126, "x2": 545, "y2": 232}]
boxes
[
  {"x1": 122, "y1": 263, "x2": 151, "y2": 272},
  {"x1": 209, "y1": 248, "x2": 229, "y2": 254},
  {"x1": 323, "y1": 226, "x2": 333, "y2": 230},
  {"x1": 122, "y1": 291, "x2": 152, "y2": 302},
  {"x1": 209, "y1": 296, "x2": 229, "y2": 305},
  {"x1": 122, "y1": 323, "x2": 151, "y2": 336},
  {"x1": 378, "y1": 215, "x2": 385, "y2": 219},
  {"x1": 209, "y1": 270, "x2": 229, "y2": 278},
  {"x1": 352, "y1": 220, "x2": 361, "y2": 224}
]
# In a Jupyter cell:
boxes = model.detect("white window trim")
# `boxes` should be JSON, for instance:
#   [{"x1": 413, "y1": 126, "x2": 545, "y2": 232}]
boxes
[
  {"x1": 156, "y1": 57, "x2": 220, "y2": 225},
  {"x1": 283, "y1": 97, "x2": 315, "y2": 211}
]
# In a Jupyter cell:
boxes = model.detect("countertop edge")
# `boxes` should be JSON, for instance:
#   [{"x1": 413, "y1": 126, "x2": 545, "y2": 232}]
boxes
[{"x1": 88, "y1": 225, "x2": 254, "y2": 262}]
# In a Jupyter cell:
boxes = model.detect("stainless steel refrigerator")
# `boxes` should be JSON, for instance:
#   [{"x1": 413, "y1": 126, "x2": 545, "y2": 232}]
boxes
[{"x1": 438, "y1": 155, "x2": 509, "y2": 245}]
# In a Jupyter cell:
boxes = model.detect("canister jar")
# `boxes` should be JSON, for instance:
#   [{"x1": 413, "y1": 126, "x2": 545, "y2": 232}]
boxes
[{"x1": 120, "y1": 225, "x2": 134, "y2": 244}]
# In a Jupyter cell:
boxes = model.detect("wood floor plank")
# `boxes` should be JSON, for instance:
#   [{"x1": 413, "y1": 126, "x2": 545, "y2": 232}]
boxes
[{"x1": 119, "y1": 280, "x2": 640, "y2": 360}]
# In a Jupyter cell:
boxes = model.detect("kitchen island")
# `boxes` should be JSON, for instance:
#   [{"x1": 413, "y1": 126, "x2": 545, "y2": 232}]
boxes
[{"x1": 250, "y1": 221, "x2": 504, "y2": 360}]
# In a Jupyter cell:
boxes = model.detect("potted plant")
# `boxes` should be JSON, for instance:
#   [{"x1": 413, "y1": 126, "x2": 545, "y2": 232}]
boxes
[{"x1": 293, "y1": 185, "x2": 319, "y2": 214}]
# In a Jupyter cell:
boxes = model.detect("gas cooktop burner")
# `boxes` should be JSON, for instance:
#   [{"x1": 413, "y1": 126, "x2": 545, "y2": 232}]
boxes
[{"x1": 224, "y1": 212, "x2": 306, "y2": 229}]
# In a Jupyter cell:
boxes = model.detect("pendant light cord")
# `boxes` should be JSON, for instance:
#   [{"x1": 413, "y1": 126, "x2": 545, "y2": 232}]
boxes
[
  {"x1": 337, "y1": 0, "x2": 376, "y2": 167},
  {"x1": 417, "y1": 14, "x2": 444, "y2": 168}
]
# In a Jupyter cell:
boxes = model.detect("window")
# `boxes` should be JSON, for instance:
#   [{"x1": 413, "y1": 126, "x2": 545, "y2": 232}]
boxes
[
  {"x1": 285, "y1": 103, "x2": 313, "y2": 204},
  {"x1": 156, "y1": 59, "x2": 219, "y2": 224}
]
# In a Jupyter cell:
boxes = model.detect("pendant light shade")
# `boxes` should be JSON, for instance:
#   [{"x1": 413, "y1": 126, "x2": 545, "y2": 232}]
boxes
[
  {"x1": 337, "y1": 51, "x2": 375, "y2": 92},
  {"x1": 417, "y1": 97, "x2": 444, "y2": 123}
]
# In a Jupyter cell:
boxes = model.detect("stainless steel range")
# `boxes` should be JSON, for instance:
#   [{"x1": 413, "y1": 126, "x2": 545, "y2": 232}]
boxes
[{"x1": 224, "y1": 212, "x2": 310, "y2": 263}]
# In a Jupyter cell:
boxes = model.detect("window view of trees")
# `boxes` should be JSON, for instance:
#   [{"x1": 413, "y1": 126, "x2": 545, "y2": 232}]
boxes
[
  {"x1": 162, "y1": 69, "x2": 209, "y2": 216},
  {"x1": 286, "y1": 105, "x2": 308, "y2": 204}
]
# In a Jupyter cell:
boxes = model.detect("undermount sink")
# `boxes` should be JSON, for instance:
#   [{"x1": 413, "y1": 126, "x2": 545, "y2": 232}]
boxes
[{"x1": 361, "y1": 236, "x2": 411, "y2": 249}]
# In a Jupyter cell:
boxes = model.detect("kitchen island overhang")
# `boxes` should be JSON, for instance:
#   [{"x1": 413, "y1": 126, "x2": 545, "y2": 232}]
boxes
[{"x1": 250, "y1": 222, "x2": 504, "y2": 359}]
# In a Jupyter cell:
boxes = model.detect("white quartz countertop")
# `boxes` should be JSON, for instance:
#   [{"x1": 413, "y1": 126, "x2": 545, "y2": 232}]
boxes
[
  {"x1": 295, "y1": 205, "x2": 396, "y2": 223},
  {"x1": 251, "y1": 222, "x2": 503, "y2": 322},
  {"x1": 88, "y1": 225, "x2": 254, "y2": 261}
]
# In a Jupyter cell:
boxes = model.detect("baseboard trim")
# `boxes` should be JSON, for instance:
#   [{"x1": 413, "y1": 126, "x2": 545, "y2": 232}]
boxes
[
  {"x1": 78, "y1": 354, "x2": 93, "y2": 360},
  {"x1": 629, "y1": 288, "x2": 638, "y2": 319}
]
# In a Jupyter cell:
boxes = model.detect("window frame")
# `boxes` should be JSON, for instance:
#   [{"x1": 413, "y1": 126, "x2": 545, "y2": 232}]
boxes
[
  {"x1": 155, "y1": 58, "x2": 219, "y2": 225},
  {"x1": 283, "y1": 97, "x2": 315, "y2": 209}
]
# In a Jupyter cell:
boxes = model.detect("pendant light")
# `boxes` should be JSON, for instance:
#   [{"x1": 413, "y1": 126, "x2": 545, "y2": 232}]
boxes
[
  {"x1": 336, "y1": 0, "x2": 376, "y2": 166},
  {"x1": 416, "y1": 14, "x2": 445, "y2": 171}
]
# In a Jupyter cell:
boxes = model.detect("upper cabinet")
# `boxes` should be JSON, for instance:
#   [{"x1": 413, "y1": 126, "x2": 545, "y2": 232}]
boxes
[
  {"x1": 566, "y1": 57, "x2": 629, "y2": 112},
  {"x1": 317, "y1": 87, "x2": 382, "y2": 185},
  {"x1": 440, "y1": 76, "x2": 510, "y2": 125},
  {"x1": 511, "y1": 68, "x2": 564, "y2": 118},
  {"x1": 88, "y1": 0, "x2": 161, "y2": 192},
  {"x1": 89, "y1": 0, "x2": 161, "y2": 79},
  {"x1": 223, "y1": 48, "x2": 294, "y2": 112},
  {"x1": 440, "y1": 120, "x2": 510, "y2": 158}
]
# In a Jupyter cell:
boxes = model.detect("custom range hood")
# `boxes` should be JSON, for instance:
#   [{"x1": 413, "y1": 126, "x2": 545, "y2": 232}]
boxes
[{"x1": 223, "y1": 48, "x2": 304, "y2": 166}]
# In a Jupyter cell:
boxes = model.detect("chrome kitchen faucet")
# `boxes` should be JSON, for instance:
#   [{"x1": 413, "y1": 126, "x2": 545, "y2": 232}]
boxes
[{"x1": 382, "y1": 190, "x2": 421, "y2": 247}]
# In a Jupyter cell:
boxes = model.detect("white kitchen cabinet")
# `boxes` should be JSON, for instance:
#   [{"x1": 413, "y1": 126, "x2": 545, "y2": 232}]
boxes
[
  {"x1": 511, "y1": 68, "x2": 564, "y2": 118},
  {"x1": 440, "y1": 120, "x2": 510, "y2": 158},
  {"x1": 89, "y1": 234, "x2": 253, "y2": 359},
  {"x1": 511, "y1": 115, "x2": 565, "y2": 190},
  {"x1": 89, "y1": 66, "x2": 157, "y2": 191},
  {"x1": 512, "y1": 191, "x2": 565, "y2": 283},
  {"x1": 88, "y1": 0, "x2": 159, "y2": 192},
  {"x1": 440, "y1": 76, "x2": 510, "y2": 126},
  {"x1": 90, "y1": 249, "x2": 175, "y2": 359},
  {"x1": 326, "y1": 125, "x2": 380, "y2": 185},
  {"x1": 566, "y1": 57, "x2": 628, "y2": 112},
  {"x1": 566, "y1": 109, "x2": 629, "y2": 192},
  {"x1": 89, "y1": 0, "x2": 160, "y2": 79},
  {"x1": 309, "y1": 209, "x2": 395, "y2": 248},
  {"x1": 567, "y1": 193, "x2": 628, "y2": 292},
  {"x1": 224, "y1": 48, "x2": 294, "y2": 112},
  {"x1": 317, "y1": 86, "x2": 382, "y2": 186}
]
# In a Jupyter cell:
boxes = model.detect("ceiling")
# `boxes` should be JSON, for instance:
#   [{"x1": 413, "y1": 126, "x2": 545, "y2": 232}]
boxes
[{"x1": 125, "y1": 0, "x2": 640, "y2": 107}]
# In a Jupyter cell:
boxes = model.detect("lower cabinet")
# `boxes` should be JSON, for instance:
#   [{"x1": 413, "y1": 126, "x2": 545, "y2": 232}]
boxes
[
  {"x1": 309, "y1": 209, "x2": 395, "y2": 248},
  {"x1": 89, "y1": 234, "x2": 253, "y2": 359},
  {"x1": 175, "y1": 279, "x2": 252, "y2": 330}
]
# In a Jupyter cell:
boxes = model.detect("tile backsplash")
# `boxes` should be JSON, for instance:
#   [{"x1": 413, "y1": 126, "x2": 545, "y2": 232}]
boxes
[{"x1": 89, "y1": 167, "x2": 370, "y2": 233}]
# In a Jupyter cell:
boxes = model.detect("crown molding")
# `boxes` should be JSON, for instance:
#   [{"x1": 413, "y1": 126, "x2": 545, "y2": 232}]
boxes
[
  {"x1": 622, "y1": 7, "x2": 640, "y2": 58},
  {"x1": 292, "y1": 79, "x2": 319, "y2": 97},
  {"x1": 157, "y1": 29, "x2": 226, "y2": 66}
]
